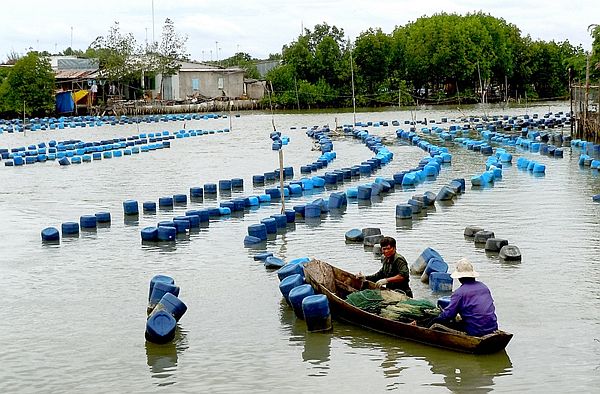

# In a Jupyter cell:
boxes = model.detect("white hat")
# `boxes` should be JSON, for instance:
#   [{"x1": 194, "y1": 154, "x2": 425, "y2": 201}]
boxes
[{"x1": 451, "y1": 258, "x2": 480, "y2": 279}]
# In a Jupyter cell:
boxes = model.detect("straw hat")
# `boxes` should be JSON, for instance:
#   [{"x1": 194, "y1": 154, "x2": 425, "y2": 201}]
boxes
[{"x1": 451, "y1": 258, "x2": 480, "y2": 279}]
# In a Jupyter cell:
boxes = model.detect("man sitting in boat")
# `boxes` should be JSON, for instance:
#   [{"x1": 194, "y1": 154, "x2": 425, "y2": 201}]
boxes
[
  {"x1": 430, "y1": 258, "x2": 498, "y2": 336},
  {"x1": 358, "y1": 236, "x2": 413, "y2": 297}
]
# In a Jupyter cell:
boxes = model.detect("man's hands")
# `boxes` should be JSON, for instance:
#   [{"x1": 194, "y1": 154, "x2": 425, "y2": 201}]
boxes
[{"x1": 376, "y1": 278, "x2": 388, "y2": 287}]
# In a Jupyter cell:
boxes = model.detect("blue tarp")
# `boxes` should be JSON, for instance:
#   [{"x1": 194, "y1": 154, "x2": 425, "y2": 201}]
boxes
[{"x1": 55, "y1": 91, "x2": 74, "y2": 113}]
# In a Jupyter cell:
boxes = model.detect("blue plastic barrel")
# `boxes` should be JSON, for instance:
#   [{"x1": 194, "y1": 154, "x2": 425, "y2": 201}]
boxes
[
  {"x1": 173, "y1": 194, "x2": 187, "y2": 204},
  {"x1": 253, "y1": 175, "x2": 265, "y2": 184},
  {"x1": 265, "y1": 256, "x2": 286, "y2": 269},
  {"x1": 149, "y1": 281, "x2": 180, "y2": 311},
  {"x1": 158, "y1": 197, "x2": 174, "y2": 208},
  {"x1": 143, "y1": 201, "x2": 157, "y2": 213},
  {"x1": 304, "y1": 203, "x2": 321, "y2": 218},
  {"x1": 279, "y1": 273, "x2": 304, "y2": 301},
  {"x1": 248, "y1": 223, "x2": 268, "y2": 241},
  {"x1": 244, "y1": 235, "x2": 262, "y2": 246},
  {"x1": 284, "y1": 209, "x2": 296, "y2": 223},
  {"x1": 302, "y1": 294, "x2": 332, "y2": 332},
  {"x1": 328, "y1": 192, "x2": 347, "y2": 209},
  {"x1": 425, "y1": 258, "x2": 448, "y2": 275},
  {"x1": 429, "y1": 272, "x2": 453, "y2": 292},
  {"x1": 41, "y1": 227, "x2": 60, "y2": 242},
  {"x1": 61, "y1": 221, "x2": 79, "y2": 235},
  {"x1": 231, "y1": 178, "x2": 244, "y2": 188},
  {"x1": 357, "y1": 185, "x2": 371, "y2": 200},
  {"x1": 253, "y1": 252, "x2": 273, "y2": 261},
  {"x1": 219, "y1": 179, "x2": 232, "y2": 191},
  {"x1": 190, "y1": 187, "x2": 203, "y2": 198},
  {"x1": 277, "y1": 263, "x2": 305, "y2": 281},
  {"x1": 157, "y1": 226, "x2": 176, "y2": 241},
  {"x1": 80, "y1": 214, "x2": 97, "y2": 229},
  {"x1": 93, "y1": 212, "x2": 110, "y2": 223},
  {"x1": 288, "y1": 284, "x2": 315, "y2": 319},
  {"x1": 123, "y1": 200, "x2": 139, "y2": 215},
  {"x1": 204, "y1": 183, "x2": 217, "y2": 194},
  {"x1": 141, "y1": 226, "x2": 159, "y2": 241},
  {"x1": 437, "y1": 295, "x2": 452, "y2": 309},
  {"x1": 260, "y1": 218, "x2": 278, "y2": 234},
  {"x1": 157, "y1": 292, "x2": 187, "y2": 321},
  {"x1": 145, "y1": 310, "x2": 176, "y2": 344},
  {"x1": 271, "y1": 214, "x2": 287, "y2": 228},
  {"x1": 395, "y1": 204, "x2": 413, "y2": 219},
  {"x1": 345, "y1": 228, "x2": 364, "y2": 242}
]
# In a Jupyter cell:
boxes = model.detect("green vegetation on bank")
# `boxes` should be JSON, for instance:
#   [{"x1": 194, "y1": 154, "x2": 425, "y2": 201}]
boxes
[
  {"x1": 266, "y1": 14, "x2": 600, "y2": 109},
  {"x1": 0, "y1": 13, "x2": 598, "y2": 117}
]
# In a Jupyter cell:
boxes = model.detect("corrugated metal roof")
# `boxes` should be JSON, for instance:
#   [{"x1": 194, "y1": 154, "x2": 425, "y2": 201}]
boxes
[{"x1": 55, "y1": 69, "x2": 98, "y2": 79}]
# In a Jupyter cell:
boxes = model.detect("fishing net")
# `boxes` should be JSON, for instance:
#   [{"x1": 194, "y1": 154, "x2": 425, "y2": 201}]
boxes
[
  {"x1": 381, "y1": 299, "x2": 441, "y2": 322},
  {"x1": 346, "y1": 289, "x2": 384, "y2": 313}
]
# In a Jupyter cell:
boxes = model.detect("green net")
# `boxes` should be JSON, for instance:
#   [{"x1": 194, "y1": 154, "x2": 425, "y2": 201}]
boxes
[
  {"x1": 346, "y1": 289, "x2": 384, "y2": 313},
  {"x1": 381, "y1": 299, "x2": 440, "y2": 322}
]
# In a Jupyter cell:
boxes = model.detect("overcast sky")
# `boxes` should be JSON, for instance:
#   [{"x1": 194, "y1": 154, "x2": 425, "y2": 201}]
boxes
[{"x1": 1, "y1": 0, "x2": 598, "y2": 62}]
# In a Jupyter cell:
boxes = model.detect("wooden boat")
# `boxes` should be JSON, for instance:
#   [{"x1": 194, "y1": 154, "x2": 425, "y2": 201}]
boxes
[{"x1": 303, "y1": 259, "x2": 513, "y2": 354}]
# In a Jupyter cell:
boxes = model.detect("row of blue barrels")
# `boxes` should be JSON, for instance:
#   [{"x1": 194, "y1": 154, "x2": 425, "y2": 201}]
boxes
[
  {"x1": 515, "y1": 138, "x2": 564, "y2": 158},
  {"x1": 572, "y1": 139, "x2": 600, "y2": 157},
  {"x1": 0, "y1": 112, "x2": 224, "y2": 133},
  {"x1": 300, "y1": 151, "x2": 337, "y2": 175},
  {"x1": 471, "y1": 157, "x2": 504, "y2": 186},
  {"x1": 276, "y1": 258, "x2": 332, "y2": 332},
  {"x1": 252, "y1": 166, "x2": 297, "y2": 185},
  {"x1": 270, "y1": 131, "x2": 290, "y2": 151},
  {"x1": 244, "y1": 210, "x2": 297, "y2": 245},
  {"x1": 395, "y1": 178, "x2": 465, "y2": 219},
  {"x1": 40, "y1": 212, "x2": 112, "y2": 242},
  {"x1": 174, "y1": 128, "x2": 230, "y2": 139},
  {"x1": 578, "y1": 155, "x2": 600, "y2": 170},
  {"x1": 516, "y1": 157, "x2": 546, "y2": 174},
  {"x1": 408, "y1": 247, "x2": 453, "y2": 292},
  {"x1": 1, "y1": 130, "x2": 176, "y2": 163},
  {"x1": 145, "y1": 275, "x2": 188, "y2": 344},
  {"x1": 3, "y1": 140, "x2": 173, "y2": 166}
]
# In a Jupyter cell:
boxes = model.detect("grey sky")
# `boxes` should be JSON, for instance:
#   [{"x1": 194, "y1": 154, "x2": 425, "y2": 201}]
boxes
[{"x1": 1, "y1": 0, "x2": 597, "y2": 62}]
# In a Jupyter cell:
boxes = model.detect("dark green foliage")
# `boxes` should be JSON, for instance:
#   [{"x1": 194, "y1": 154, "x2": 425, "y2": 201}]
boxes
[{"x1": 0, "y1": 52, "x2": 55, "y2": 117}]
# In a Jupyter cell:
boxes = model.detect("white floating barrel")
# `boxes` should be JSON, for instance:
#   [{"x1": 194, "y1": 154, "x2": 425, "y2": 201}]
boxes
[
  {"x1": 302, "y1": 294, "x2": 332, "y2": 332},
  {"x1": 288, "y1": 284, "x2": 315, "y2": 319}
]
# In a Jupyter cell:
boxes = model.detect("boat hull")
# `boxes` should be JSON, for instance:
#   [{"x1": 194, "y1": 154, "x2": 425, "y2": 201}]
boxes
[{"x1": 303, "y1": 259, "x2": 512, "y2": 354}]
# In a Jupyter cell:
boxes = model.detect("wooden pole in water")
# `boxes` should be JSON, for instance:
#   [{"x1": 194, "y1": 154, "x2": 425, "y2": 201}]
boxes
[
  {"x1": 584, "y1": 54, "x2": 590, "y2": 140},
  {"x1": 278, "y1": 148, "x2": 285, "y2": 214}
]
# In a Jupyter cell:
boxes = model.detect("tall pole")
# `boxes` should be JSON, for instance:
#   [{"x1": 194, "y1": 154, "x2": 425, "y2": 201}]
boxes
[
  {"x1": 349, "y1": 40, "x2": 356, "y2": 126},
  {"x1": 152, "y1": 0, "x2": 155, "y2": 46},
  {"x1": 215, "y1": 41, "x2": 219, "y2": 65},
  {"x1": 70, "y1": 26, "x2": 73, "y2": 50}
]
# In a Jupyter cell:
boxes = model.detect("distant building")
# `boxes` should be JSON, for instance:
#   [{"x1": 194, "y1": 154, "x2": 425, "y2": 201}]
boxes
[
  {"x1": 255, "y1": 60, "x2": 280, "y2": 78},
  {"x1": 51, "y1": 56, "x2": 99, "y2": 92},
  {"x1": 153, "y1": 61, "x2": 245, "y2": 101}
]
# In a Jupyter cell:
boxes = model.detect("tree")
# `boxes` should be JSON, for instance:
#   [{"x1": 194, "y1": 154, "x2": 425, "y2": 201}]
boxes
[
  {"x1": 0, "y1": 51, "x2": 55, "y2": 116},
  {"x1": 221, "y1": 52, "x2": 261, "y2": 79},
  {"x1": 89, "y1": 21, "x2": 140, "y2": 94},
  {"x1": 151, "y1": 18, "x2": 189, "y2": 98}
]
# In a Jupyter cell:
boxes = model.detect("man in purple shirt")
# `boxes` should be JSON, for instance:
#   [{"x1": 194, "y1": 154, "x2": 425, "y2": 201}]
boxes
[{"x1": 431, "y1": 258, "x2": 498, "y2": 336}]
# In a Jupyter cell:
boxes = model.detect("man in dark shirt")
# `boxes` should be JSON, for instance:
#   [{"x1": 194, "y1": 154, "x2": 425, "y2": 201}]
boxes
[
  {"x1": 431, "y1": 258, "x2": 498, "y2": 336},
  {"x1": 358, "y1": 236, "x2": 413, "y2": 297}
]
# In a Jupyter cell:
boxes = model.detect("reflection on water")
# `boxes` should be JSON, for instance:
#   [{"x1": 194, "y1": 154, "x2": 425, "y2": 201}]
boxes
[
  {"x1": 336, "y1": 323, "x2": 512, "y2": 393},
  {"x1": 145, "y1": 327, "x2": 189, "y2": 386},
  {"x1": 279, "y1": 300, "x2": 331, "y2": 376}
]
